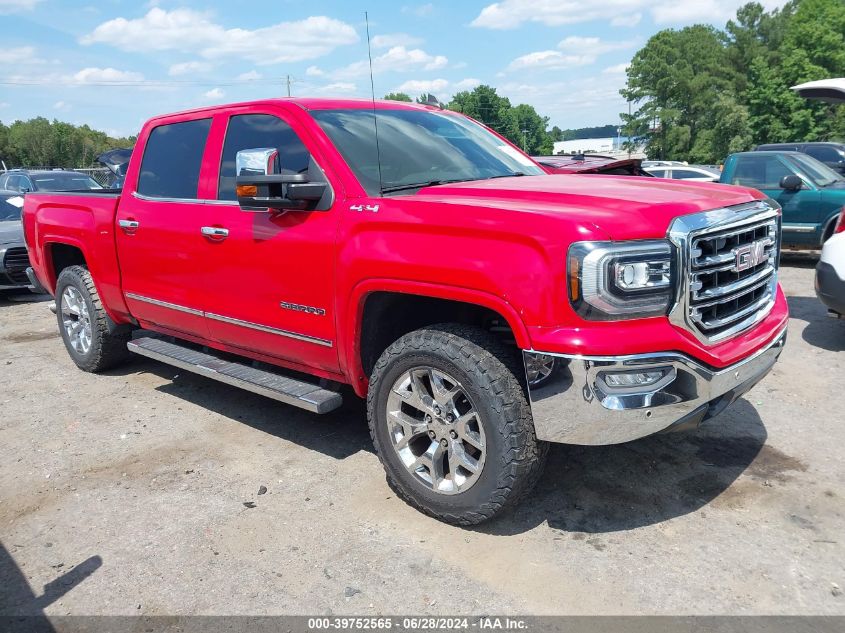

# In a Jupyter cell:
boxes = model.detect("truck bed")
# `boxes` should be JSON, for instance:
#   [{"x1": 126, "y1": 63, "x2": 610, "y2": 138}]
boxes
[{"x1": 23, "y1": 190, "x2": 131, "y2": 322}]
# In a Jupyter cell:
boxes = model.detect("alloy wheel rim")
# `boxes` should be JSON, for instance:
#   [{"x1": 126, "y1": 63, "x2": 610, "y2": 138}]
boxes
[
  {"x1": 526, "y1": 354, "x2": 555, "y2": 386},
  {"x1": 386, "y1": 366, "x2": 486, "y2": 495},
  {"x1": 61, "y1": 286, "x2": 92, "y2": 355}
]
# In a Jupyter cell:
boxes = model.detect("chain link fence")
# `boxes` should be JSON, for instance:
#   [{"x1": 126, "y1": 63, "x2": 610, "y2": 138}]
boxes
[{"x1": 5, "y1": 166, "x2": 117, "y2": 188}]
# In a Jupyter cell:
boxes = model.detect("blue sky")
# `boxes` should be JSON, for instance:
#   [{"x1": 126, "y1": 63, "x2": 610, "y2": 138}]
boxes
[{"x1": 1, "y1": 0, "x2": 787, "y2": 138}]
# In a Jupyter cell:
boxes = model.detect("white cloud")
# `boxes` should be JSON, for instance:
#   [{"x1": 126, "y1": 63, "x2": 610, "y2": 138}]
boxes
[
  {"x1": 402, "y1": 3, "x2": 434, "y2": 17},
  {"x1": 498, "y1": 75, "x2": 629, "y2": 129},
  {"x1": 558, "y1": 36, "x2": 637, "y2": 55},
  {"x1": 168, "y1": 61, "x2": 213, "y2": 76},
  {"x1": 237, "y1": 70, "x2": 262, "y2": 81},
  {"x1": 0, "y1": 0, "x2": 41, "y2": 13},
  {"x1": 331, "y1": 45, "x2": 448, "y2": 79},
  {"x1": 472, "y1": 0, "x2": 788, "y2": 29},
  {"x1": 7, "y1": 46, "x2": 44, "y2": 65},
  {"x1": 72, "y1": 67, "x2": 144, "y2": 84},
  {"x1": 454, "y1": 78, "x2": 482, "y2": 91},
  {"x1": 603, "y1": 63, "x2": 630, "y2": 75},
  {"x1": 371, "y1": 33, "x2": 423, "y2": 49},
  {"x1": 53, "y1": 100, "x2": 70, "y2": 111},
  {"x1": 397, "y1": 78, "x2": 450, "y2": 94},
  {"x1": 82, "y1": 8, "x2": 359, "y2": 65},
  {"x1": 306, "y1": 66, "x2": 325, "y2": 77},
  {"x1": 315, "y1": 82, "x2": 357, "y2": 94},
  {"x1": 506, "y1": 51, "x2": 595, "y2": 71},
  {"x1": 0, "y1": 102, "x2": 9, "y2": 109},
  {"x1": 611, "y1": 12, "x2": 642, "y2": 27},
  {"x1": 202, "y1": 88, "x2": 225, "y2": 100}
]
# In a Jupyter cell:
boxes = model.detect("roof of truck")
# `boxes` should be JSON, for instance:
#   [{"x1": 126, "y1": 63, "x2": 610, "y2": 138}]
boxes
[{"x1": 148, "y1": 97, "x2": 444, "y2": 122}]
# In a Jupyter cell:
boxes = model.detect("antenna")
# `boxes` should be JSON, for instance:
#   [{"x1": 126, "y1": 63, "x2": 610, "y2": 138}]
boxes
[{"x1": 365, "y1": 11, "x2": 383, "y2": 197}]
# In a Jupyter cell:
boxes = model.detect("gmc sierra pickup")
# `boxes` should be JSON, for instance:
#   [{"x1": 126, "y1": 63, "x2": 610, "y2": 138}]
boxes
[{"x1": 24, "y1": 98, "x2": 788, "y2": 524}]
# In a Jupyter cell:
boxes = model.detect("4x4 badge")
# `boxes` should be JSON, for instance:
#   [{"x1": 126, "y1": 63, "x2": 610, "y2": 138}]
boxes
[{"x1": 349, "y1": 204, "x2": 379, "y2": 213}]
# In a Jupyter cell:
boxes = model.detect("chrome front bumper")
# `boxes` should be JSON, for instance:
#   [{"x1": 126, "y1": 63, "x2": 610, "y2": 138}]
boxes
[{"x1": 523, "y1": 328, "x2": 786, "y2": 446}]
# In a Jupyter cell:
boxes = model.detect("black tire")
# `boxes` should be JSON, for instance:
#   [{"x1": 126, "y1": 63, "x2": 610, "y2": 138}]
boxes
[
  {"x1": 55, "y1": 265, "x2": 132, "y2": 372},
  {"x1": 367, "y1": 324, "x2": 548, "y2": 525}
]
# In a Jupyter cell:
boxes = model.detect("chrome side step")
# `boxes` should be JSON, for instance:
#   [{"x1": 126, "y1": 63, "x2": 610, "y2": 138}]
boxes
[{"x1": 127, "y1": 336, "x2": 343, "y2": 414}]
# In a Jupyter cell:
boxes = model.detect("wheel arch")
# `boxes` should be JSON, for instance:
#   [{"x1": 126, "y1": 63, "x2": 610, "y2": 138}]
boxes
[{"x1": 342, "y1": 279, "x2": 531, "y2": 397}]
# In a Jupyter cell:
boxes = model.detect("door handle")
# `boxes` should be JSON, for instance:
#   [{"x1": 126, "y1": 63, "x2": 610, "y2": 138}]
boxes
[
  {"x1": 201, "y1": 226, "x2": 229, "y2": 239},
  {"x1": 118, "y1": 219, "x2": 139, "y2": 230}
]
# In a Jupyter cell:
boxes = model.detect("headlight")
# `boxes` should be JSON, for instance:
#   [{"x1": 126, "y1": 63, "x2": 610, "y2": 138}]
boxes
[{"x1": 568, "y1": 240, "x2": 675, "y2": 320}]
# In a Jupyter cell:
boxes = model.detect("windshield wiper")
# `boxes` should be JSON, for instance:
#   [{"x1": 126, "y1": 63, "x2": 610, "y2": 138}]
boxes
[
  {"x1": 380, "y1": 172, "x2": 529, "y2": 195},
  {"x1": 380, "y1": 179, "x2": 468, "y2": 194},
  {"x1": 483, "y1": 172, "x2": 527, "y2": 179}
]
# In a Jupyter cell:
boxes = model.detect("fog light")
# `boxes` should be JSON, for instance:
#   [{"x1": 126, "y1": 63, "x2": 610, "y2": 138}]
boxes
[{"x1": 597, "y1": 366, "x2": 675, "y2": 392}]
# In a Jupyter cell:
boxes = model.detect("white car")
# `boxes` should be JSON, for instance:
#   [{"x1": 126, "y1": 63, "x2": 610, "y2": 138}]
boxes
[
  {"x1": 644, "y1": 165, "x2": 721, "y2": 182},
  {"x1": 816, "y1": 215, "x2": 845, "y2": 318}
]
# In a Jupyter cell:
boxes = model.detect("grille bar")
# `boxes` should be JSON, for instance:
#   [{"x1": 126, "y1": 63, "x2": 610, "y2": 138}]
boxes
[{"x1": 669, "y1": 202, "x2": 780, "y2": 344}]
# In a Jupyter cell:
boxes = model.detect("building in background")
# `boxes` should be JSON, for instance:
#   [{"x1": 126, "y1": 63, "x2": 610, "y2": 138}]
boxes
[{"x1": 553, "y1": 136, "x2": 646, "y2": 159}]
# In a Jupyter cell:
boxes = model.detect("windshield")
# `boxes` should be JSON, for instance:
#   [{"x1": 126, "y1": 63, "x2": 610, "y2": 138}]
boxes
[
  {"x1": 789, "y1": 153, "x2": 843, "y2": 187},
  {"x1": 311, "y1": 108, "x2": 544, "y2": 196},
  {"x1": 32, "y1": 173, "x2": 103, "y2": 192},
  {"x1": 0, "y1": 195, "x2": 23, "y2": 221}
]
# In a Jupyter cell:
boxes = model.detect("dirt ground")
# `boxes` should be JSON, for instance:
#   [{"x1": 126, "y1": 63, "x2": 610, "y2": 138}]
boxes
[{"x1": 0, "y1": 255, "x2": 843, "y2": 616}]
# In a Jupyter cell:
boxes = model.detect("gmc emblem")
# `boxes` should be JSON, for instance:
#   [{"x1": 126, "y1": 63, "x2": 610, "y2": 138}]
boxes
[{"x1": 733, "y1": 239, "x2": 768, "y2": 272}]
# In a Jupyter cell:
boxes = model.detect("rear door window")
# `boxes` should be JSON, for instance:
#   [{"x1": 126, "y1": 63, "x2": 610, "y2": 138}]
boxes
[
  {"x1": 137, "y1": 118, "x2": 212, "y2": 199},
  {"x1": 731, "y1": 155, "x2": 792, "y2": 188},
  {"x1": 805, "y1": 146, "x2": 843, "y2": 163},
  {"x1": 218, "y1": 114, "x2": 311, "y2": 201},
  {"x1": 672, "y1": 169, "x2": 707, "y2": 179}
]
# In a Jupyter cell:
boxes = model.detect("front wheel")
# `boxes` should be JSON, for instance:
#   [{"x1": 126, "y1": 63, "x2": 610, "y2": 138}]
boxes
[{"x1": 367, "y1": 324, "x2": 548, "y2": 525}]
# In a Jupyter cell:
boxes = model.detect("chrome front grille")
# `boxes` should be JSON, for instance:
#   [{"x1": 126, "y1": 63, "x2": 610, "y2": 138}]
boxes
[{"x1": 669, "y1": 201, "x2": 780, "y2": 344}]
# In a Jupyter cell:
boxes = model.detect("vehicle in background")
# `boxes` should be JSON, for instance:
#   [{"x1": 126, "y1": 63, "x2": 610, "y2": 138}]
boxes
[
  {"x1": 792, "y1": 79, "x2": 845, "y2": 315},
  {"x1": 0, "y1": 190, "x2": 32, "y2": 291},
  {"x1": 645, "y1": 165, "x2": 721, "y2": 182},
  {"x1": 755, "y1": 142, "x2": 845, "y2": 176},
  {"x1": 642, "y1": 160, "x2": 689, "y2": 168},
  {"x1": 534, "y1": 154, "x2": 653, "y2": 176},
  {"x1": 0, "y1": 169, "x2": 103, "y2": 193},
  {"x1": 816, "y1": 208, "x2": 845, "y2": 318},
  {"x1": 720, "y1": 151, "x2": 845, "y2": 248},
  {"x1": 24, "y1": 98, "x2": 788, "y2": 524},
  {"x1": 96, "y1": 148, "x2": 133, "y2": 188}
]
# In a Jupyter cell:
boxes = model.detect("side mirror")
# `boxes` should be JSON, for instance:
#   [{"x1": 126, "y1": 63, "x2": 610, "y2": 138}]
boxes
[
  {"x1": 235, "y1": 148, "x2": 328, "y2": 211},
  {"x1": 779, "y1": 174, "x2": 803, "y2": 191}
]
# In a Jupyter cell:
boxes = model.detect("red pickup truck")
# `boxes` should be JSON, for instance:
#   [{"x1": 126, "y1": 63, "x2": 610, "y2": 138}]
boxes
[{"x1": 24, "y1": 98, "x2": 788, "y2": 524}]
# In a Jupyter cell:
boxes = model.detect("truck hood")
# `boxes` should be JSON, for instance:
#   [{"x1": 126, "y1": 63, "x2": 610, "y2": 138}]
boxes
[
  {"x1": 0, "y1": 220, "x2": 24, "y2": 245},
  {"x1": 413, "y1": 174, "x2": 763, "y2": 239}
]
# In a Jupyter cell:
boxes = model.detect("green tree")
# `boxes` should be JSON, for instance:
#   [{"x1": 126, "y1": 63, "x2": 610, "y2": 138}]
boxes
[
  {"x1": 447, "y1": 84, "x2": 553, "y2": 153},
  {"x1": 622, "y1": 24, "x2": 740, "y2": 161},
  {"x1": 383, "y1": 92, "x2": 412, "y2": 102},
  {"x1": 0, "y1": 118, "x2": 135, "y2": 168}
]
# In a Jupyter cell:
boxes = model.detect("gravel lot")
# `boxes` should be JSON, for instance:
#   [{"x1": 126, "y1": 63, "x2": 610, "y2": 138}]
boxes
[{"x1": 1, "y1": 257, "x2": 843, "y2": 616}]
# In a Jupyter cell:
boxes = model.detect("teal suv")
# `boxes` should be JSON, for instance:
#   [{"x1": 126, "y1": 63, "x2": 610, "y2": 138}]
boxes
[{"x1": 720, "y1": 151, "x2": 845, "y2": 248}]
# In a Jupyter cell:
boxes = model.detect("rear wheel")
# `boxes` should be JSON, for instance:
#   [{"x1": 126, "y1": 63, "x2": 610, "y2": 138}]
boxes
[
  {"x1": 367, "y1": 324, "x2": 548, "y2": 525},
  {"x1": 55, "y1": 265, "x2": 132, "y2": 372}
]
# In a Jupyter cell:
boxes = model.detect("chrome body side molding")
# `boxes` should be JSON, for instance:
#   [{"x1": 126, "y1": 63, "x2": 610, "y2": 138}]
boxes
[{"x1": 124, "y1": 292, "x2": 332, "y2": 347}]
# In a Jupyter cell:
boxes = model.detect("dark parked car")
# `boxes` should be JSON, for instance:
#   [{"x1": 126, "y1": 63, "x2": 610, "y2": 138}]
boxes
[
  {"x1": 96, "y1": 148, "x2": 133, "y2": 188},
  {"x1": 0, "y1": 169, "x2": 103, "y2": 193},
  {"x1": 534, "y1": 154, "x2": 653, "y2": 176},
  {"x1": 0, "y1": 190, "x2": 32, "y2": 291},
  {"x1": 755, "y1": 142, "x2": 845, "y2": 176}
]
